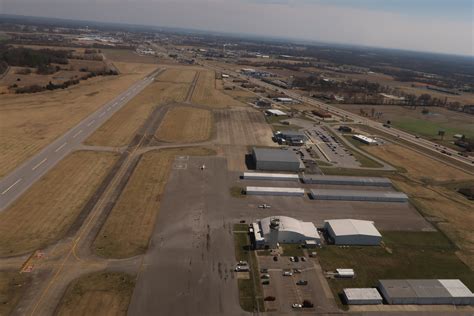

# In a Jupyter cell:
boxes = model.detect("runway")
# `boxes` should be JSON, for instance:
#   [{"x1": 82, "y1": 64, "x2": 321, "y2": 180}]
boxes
[{"x1": 0, "y1": 68, "x2": 165, "y2": 211}]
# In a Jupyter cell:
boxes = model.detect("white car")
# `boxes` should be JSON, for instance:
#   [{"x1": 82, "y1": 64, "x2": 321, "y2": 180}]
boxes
[
  {"x1": 292, "y1": 303, "x2": 302, "y2": 309},
  {"x1": 258, "y1": 204, "x2": 271, "y2": 209},
  {"x1": 283, "y1": 271, "x2": 293, "y2": 276}
]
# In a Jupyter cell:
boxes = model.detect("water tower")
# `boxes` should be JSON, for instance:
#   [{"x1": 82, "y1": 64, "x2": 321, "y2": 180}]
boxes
[{"x1": 268, "y1": 218, "x2": 280, "y2": 249}]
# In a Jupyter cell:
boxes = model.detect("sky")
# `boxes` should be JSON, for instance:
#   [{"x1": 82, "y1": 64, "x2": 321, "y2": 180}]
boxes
[{"x1": 1, "y1": 0, "x2": 473, "y2": 56}]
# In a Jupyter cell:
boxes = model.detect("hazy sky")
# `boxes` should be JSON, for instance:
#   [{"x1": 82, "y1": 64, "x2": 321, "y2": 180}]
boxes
[{"x1": 1, "y1": 0, "x2": 473, "y2": 56}]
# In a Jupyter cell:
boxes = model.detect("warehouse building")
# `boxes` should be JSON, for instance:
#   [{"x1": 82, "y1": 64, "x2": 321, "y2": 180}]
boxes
[
  {"x1": 245, "y1": 186, "x2": 305, "y2": 196},
  {"x1": 310, "y1": 189, "x2": 408, "y2": 202},
  {"x1": 274, "y1": 130, "x2": 307, "y2": 146},
  {"x1": 343, "y1": 288, "x2": 383, "y2": 305},
  {"x1": 265, "y1": 109, "x2": 287, "y2": 116},
  {"x1": 251, "y1": 216, "x2": 320, "y2": 249},
  {"x1": 353, "y1": 134, "x2": 377, "y2": 145},
  {"x1": 242, "y1": 172, "x2": 299, "y2": 181},
  {"x1": 302, "y1": 175, "x2": 392, "y2": 187},
  {"x1": 378, "y1": 279, "x2": 474, "y2": 305},
  {"x1": 324, "y1": 219, "x2": 382, "y2": 245},
  {"x1": 252, "y1": 147, "x2": 303, "y2": 172}
]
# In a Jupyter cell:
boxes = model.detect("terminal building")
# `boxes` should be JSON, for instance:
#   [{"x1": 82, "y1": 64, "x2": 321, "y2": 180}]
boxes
[
  {"x1": 252, "y1": 147, "x2": 303, "y2": 172},
  {"x1": 378, "y1": 279, "x2": 474, "y2": 305},
  {"x1": 251, "y1": 216, "x2": 320, "y2": 249},
  {"x1": 324, "y1": 219, "x2": 382, "y2": 245}
]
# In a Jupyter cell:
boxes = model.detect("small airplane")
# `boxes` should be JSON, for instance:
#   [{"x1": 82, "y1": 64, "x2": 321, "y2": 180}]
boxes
[{"x1": 258, "y1": 204, "x2": 271, "y2": 209}]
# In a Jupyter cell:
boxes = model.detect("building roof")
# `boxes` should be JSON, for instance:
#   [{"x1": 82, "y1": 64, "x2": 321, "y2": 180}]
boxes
[
  {"x1": 246, "y1": 186, "x2": 304, "y2": 194},
  {"x1": 311, "y1": 189, "x2": 407, "y2": 200},
  {"x1": 325, "y1": 219, "x2": 381, "y2": 237},
  {"x1": 243, "y1": 172, "x2": 300, "y2": 180},
  {"x1": 260, "y1": 216, "x2": 319, "y2": 240},
  {"x1": 302, "y1": 175, "x2": 391, "y2": 185},
  {"x1": 279, "y1": 130, "x2": 306, "y2": 137},
  {"x1": 379, "y1": 279, "x2": 474, "y2": 300},
  {"x1": 343, "y1": 288, "x2": 382, "y2": 301},
  {"x1": 353, "y1": 134, "x2": 377, "y2": 144},
  {"x1": 265, "y1": 109, "x2": 287, "y2": 116},
  {"x1": 252, "y1": 147, "x2": 300, "y2": 164}
]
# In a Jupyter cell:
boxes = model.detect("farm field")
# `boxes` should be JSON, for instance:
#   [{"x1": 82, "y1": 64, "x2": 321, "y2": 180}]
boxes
[
  {"x1": 0, "y1": 151, "x2": 118, "y2": 257},
  {"x1": 156, "y1": 68, "x2": 197, "y2": 83},
  {"x1": 155, "y1": 106, "x2": 212, "y2": 143},
  {"x1": 318, "y1": 231, "x2": 474, "y2": 307},
  {"x1": 85, "y1": 81, "x2": 189, "y2": 147},
  {"x1": 0, "y1": 62, "x2": 156, "y2": 178},
  {"x1": 55, "y1": 272, "x2": 134, "y2": 316},
  {"x1": 191, "y1": 70, "x2": 244, "y2": 108},
  {"x1": 93, "y1": 147, "x2": 215, "y2": 259},
  {"x1": 335, "y1": 104, "x2": 474, "y2": 140}
]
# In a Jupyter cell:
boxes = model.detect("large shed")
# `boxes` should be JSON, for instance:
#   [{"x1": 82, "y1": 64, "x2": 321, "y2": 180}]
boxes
[
  {"x1": 324, "y1": 219, "x2": 382, "y2": 245},
  {"x1": 378, "y1": 279, "x2": 474, "y2": 305},
  {"x1": 302, "y1": 175, "x2": 392, "y2": 187},
  {"x1": 252, "y1": 147, "x2": 302, "y2": 172},
  {"x1": 310, "y1": 189, "x2": 408, "y2": 202},
  {"x1": 245, "y1": 186, "x2": 305, "y2": 196},
  {"x1": 343, "y1": 288, "x2": 383, "y2": 305}
]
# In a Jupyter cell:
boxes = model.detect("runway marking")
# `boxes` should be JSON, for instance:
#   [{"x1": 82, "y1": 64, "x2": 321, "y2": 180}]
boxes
[
  {"x1": 99, "y1": 112, "x2": 105, "y2": 117},
  {"x1": 54, "y1": 142, "x2": 67, "y2": 152},
  {"x1": 72, "y1": 130, "x2": 83, "y2": 138},
  {"x1": 1, "y1": 178, "x2": 22, "y2": 195},
  {"x1": 32, "y1": 158, "x2": 47, "y2": 171},
  {"x1": 87, "y1": 120, "x2": 95, "y2": 127}
]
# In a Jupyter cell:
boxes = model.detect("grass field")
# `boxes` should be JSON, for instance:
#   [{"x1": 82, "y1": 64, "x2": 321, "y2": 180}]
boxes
[
  {"x1": 192, "y1": 70, "x2": 245, "y2": 108},
  {"x1": 0, "y1": 271, "x2": 30, "y2": 316},
  {"x1": 233, "y1": 224, "x2": 265, "y2": 312},
  {"x1": 156, "y1": 68, "x2": 197, "y2": 83},
  {"x1": 85, "y1": 81, "x2": 189, "y2": 147},
  {"x1": 0, "y1": 151, "x2": 118, "y2": 257},
  {"x1": 155, "y1": 106, "x2": 212, "y2": 143},
  {"x1": 0, "y1": 62, "x2": 155, "y2": 178},
  {"x1": 318, "y1": 231, "x2": 474, "y2": 306},
  {"x1": 102, "y1": 48, "x2": 158, "y2": 64},
  {"x1": 94, "y1": 147, "x2": 215, "y2": 258},
  {"x1": 55, "y1": 272, "x2": 135, "y2": 316}
]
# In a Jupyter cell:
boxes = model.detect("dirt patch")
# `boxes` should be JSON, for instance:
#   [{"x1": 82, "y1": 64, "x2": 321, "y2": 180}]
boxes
[
  {"x1": 191, "y1": 70, "x2": 245, "y2": 108},
  {"x1": 155, "y1": 106, "x2": 212, "y2": 143},
  {"x1": 84, "y1": 81, "x2": 189, "y2": 147},
  {"x1": 93, "y1": 147, "x2": 215, "y2": 259},
  {"x1": 55, "y1": 272, "x2": 135, "y2": 316},
  {"x1": 0, "y1": 271, "x2": 30, "y2": 316},
  {"x1": 0, "y1": 151, "x2": 119, "y2": 257},
  {"x1": 0, "y1": 63, "x2": 156, "y2": 178}
]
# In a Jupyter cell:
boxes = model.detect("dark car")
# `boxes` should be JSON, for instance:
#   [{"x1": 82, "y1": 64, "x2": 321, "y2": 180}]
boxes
[
  {"x1": 296, "y1": 280, "x2": 308, "y2": 285},
  {"x1": 273, "y1": 256, "x2": 278, "y2": 262}
]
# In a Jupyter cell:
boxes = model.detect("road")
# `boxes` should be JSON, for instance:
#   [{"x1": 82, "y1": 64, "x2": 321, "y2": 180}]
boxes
[
  {"x1": 0, "y1": 68, "x2": 165, "y2": 211},
  {"x1": 201, "y1": 61, "x2": 474, "y2": 173}
]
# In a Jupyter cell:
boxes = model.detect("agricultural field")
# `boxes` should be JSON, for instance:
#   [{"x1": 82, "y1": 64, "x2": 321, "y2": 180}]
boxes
[
  {"x1": 336, "y1": 104, "x2": 474, "y2": 140},
  {"x1": 0, "y1": 151, "x2": 118, "y2": 257},
  {"x1": 318, "y1": 231, "x2": 474, "y2": 307},
  {"x1": 155, "y1": 106, "x2": 212, "y2": 143},
  {"x1": 156, "y1": 68, "x2": 197, "y2": 83},
  {"x1": 55, "y1": 272, "x2": 134, "y2": 316},
  {"x1": 102, "y1": 48, "x2": 158, "y2": 64},
  {"x1": 191, "y1": 70, "x2": 245, "y2": 108},
  {"x1": 0, "y1": 62, "x2": 156, "y2": 178},
  {"x1": 85, "y1": 81, "x2": 189, "y2": 147},
  {"x1": 93, "y1": 147, "x2": 215, "y2": 259}
]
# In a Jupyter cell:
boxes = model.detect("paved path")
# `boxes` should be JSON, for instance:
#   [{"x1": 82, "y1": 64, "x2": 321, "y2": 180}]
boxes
[{"x1": 0, "y1": 68, "x2": 164, "y2": 211}]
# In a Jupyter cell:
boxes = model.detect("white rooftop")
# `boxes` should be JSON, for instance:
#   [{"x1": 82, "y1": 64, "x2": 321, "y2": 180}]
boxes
[
  {"x1": 246, "y1": 186, "x2": 304, "y2": 194},
  {"x1": 353, "y1": 134, "x2": 377, "y2": 144},
  {"x1": 439, "y1": 279, "x2": 474, "y2": 298},
  {"x1": 344, "y1": 288, "x2": 382, "y2": 300},
  {"x1": 265, "y1": 109, "x2": 287, "y2": 116},
  {"x1": 325, "y1": 219, "x2": 381, "y2": 237},
  {"x1": 260, "y1": 215, "x2": 319, "y2": 240},
  {"x1": 243, "y1": 172, "x2": 299, "y2": 179}
]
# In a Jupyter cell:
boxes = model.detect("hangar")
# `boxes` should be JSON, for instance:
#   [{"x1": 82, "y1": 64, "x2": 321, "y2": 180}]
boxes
[
  {"x1": 343, "y1": 288, "x2": 383, "y2": 305},
  {"x1": 242, "y1": 172, "x2": 299, "y2": 181},
  {"x1": 245, "y1": 186, "x2": 305, "y2": 196},
  {"x1": 302, "y1": 175, "x2": 392, "y2": 187},
  {"x1": 324, "y1": 219, "x2": 382, "y2": 245},
  {"x1": 378, "y1": 279, "x2": 474, "y2": 305},
  {"x1": 310, "y1": 189, "x2": 408, "y2": 202},
  {"x1": 252, "y1": 147, "x2": 303, "y2": 172},
  {"x1": 251, "y1": 216, "x2": 320, "y2": 249}
]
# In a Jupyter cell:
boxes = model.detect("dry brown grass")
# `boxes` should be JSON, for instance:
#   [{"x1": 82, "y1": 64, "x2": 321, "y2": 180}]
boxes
[
  {"x1": 0, "y1": 151, "x2": 118, "y2": 257},
  {"x1": 156, "y1": 68, "x2": 197, "y2": 83},
  {"x1": 93, "y1": 147, "x2": 215, "y2": 258},
  {"x1": 84, "y1": 81, "x2": 189, "y2": 147},
  {"x1": 0, "y1": 63, "x2": 156, "y2": 178},
  {"x1": 155, "y1": 106, "x2": 212, "y2": 143},
  {"x1": 102, "y1": 49, "x2": 158, "y2": 64},
  {"x1": 365, "y1": 144, "x2": 472, "y2": 182},
  {"x1": 0, "y1": 271, "x2": 30, "y2": 316},
  {"x1": 56, "y1": 272, "x2": 134, "y2": 316},
  {"x1": 191, "y1": 70, "x2": 245, "y2": 108}
]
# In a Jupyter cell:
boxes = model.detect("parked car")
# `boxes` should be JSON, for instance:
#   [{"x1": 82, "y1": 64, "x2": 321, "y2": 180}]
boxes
[
  {"x1": 293, "y1": 269, "x2": 302, "y2": 274},
  {"x1": 296, "y1": 280, "x2": 308, "y2": 285},
  {"x1": 301, "y1": 257, "x2": 306, "y2": 262},
  {"x1": 237, "y1": 261, "x2": 248, "y2": 266},
  {"x1": 261, "y1": 274, "x2": 270, "y2": 279},
  {"x1": 302, "y1": 300, "x2": 314, "y2": 308},
  {"x1": 292, "y1": 303, "x2": 302, "y2": 309},
  {"x1": 264, "y1": 296, "x2": 276, "y2": 301},
  {"x1": 289, "y1": 257, "x2": 295, "y2": 262},
  {"x1": 273, "y1": 256, "x2": 278, "y2": 262},
  {"x1": 260, "y1": 268, "x2": 268, "y2": 273},
  {"x1": 283, "y1": 271, "x2": 293, "y2": 276},
  {"x1": 262, "y1": 280, "x2": 270, "y2": 285}
]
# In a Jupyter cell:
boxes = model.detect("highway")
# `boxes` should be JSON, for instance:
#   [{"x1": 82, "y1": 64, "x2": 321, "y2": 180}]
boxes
[
  {"x1": 0, "y1": 68, "x2": 164, "y2": 211},
  {"x1": 202, "y1": 61, "x2": 474, "y2": 171}
]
